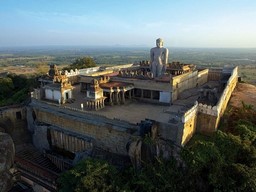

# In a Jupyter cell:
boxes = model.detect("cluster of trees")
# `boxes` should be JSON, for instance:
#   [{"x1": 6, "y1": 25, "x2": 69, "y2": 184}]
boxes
[
  {"x1": 0, "y1": 74, "x2": 37, "y2": 106},
  {"x1": 0, "y1": 56, "x2": 96, "y2": 107},
  {"x1": 63, "y1": 57, "x2": 96, "y2": 71},
  {"x1": 58, "y1": 103, "x2": 256, "y2": 192}
]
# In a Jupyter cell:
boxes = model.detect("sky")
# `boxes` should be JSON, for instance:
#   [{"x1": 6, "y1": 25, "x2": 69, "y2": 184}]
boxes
[{"x1": 0, "y1": 0, "x2": 256, "y2": 48}]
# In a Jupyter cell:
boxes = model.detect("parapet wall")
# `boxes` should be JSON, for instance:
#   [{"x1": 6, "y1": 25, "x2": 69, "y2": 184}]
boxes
[
  {"x1": 197, "y1": 104, "x2": 218, "y2": 133},
  {"x1": 181, "y1": 102, "x2": 198, "y2": 145},
  {"x1": 216, "y1": 66, "x2": 238, "y2": 117},
  {"x1": 0, "y1": 105, "x2": 27, "y2": 133},
  {"x1": 197, "y1": 66, "x2": 238, "y2": 133},
  {"x1": 64, "y1": 69, "x2": 79, "y2": 77},
  {"x1": 171, "y1": 69, "x2": 208, "y2": 102},
  {"x1": 29, "y1": 101, "x2": 138, "y2": 155},
  {"x1": 197, "y1": 69, "x2": 209, "y2": 86},
  {"x1": 79, "y1": 67, "x2": 100, "y2": 75},
  {"x1": 0, "y1": 105, "x2": 26, "y2": 122}
]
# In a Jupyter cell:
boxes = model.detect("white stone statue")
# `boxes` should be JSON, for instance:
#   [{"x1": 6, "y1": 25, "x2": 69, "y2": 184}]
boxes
[{"x1": 150, "y1": 38, "x2": 169, "y2": 78}]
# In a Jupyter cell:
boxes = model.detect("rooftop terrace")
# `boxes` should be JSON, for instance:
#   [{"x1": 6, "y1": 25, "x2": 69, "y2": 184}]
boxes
[{"x1": 62, "y1": 80, "x2": 221, "y2": 124}]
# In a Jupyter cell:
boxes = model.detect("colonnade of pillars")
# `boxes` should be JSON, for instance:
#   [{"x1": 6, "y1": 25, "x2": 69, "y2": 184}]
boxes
[
  {"x1": 108, "y1": 89, "x2": 132, "y2": 105},
  {"x1": 50, "y1": 129, "x2": 92, "y2": 153},
  {"x1": 85, "y1": 97, "x2": 106, "y2": 110}
]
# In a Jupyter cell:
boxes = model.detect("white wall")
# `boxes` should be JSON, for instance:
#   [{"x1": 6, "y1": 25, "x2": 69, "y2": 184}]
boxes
[
  {"x1": 45, "y1": 89, "x2": 61, "y2": 102},
  {"x1": 159, "y1": 91, "x2": 170, "y2": 103},
  {"x1": 45, "y1": 89, "x2": 53, "y2": 100},
  {"x1": 54, "y1": 90, "x2": 61, "y2": 101}
]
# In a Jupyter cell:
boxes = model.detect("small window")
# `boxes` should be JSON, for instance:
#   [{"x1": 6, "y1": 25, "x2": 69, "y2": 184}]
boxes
[{"x1": 16, "y1": 111, "x2": 22, "y2": 120}]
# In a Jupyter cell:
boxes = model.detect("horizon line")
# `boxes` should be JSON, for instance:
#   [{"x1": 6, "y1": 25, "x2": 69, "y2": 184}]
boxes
[{"x1": 0, "y1": 45, "x2": 256, "y2": 49}]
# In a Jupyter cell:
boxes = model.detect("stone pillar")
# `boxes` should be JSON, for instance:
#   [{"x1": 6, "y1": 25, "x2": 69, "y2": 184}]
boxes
[
  {"x1": 64, "y1": 133, "x2": 68, "y2": 150},
  {"x1": 109, "y1": 92, "x2": 113, "y2": 105},
  {"x1": 103, "y1": 98, "x2": 105, "y2": 107},
  {"x1": 68, "y1": 135, "x2": 72, "y2": 152},
  {"x1": 50, "y1": 129, "x2": 55, "y2": 146},
  {"x1": 129, "y1": 90, "x2": 132, "y2": 99},
  {"x1": 72, "y1": 136, "x2": 75, "y2": 152},
  {"x1": 82, "y1": 140, "x2": 86, "y2": 151},
  {"x1": 121, "y1": 90, "x2": 125, "y2": 104},
  {"x1": 150, "y1": 90, "x2": 153, "y2": 99},
  {"x1": 141, "y1": 89, "x2": 144, "y2": 98},
  {"x1": 77, "y1": 138, "x2": 81, "y2": 152},
  {"x1": 115, "y1": 91, "x2": 120, "y2": 105}
]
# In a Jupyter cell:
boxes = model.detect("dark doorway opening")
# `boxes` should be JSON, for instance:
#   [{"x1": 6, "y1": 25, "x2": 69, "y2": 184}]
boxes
[{"x1": 16, "y1": 111, "x2": 22, "y2": 120}]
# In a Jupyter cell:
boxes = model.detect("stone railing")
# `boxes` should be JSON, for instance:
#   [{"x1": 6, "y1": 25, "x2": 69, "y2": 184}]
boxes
[
  {"x1": 198, "y1": 103, "x2": 218, "y2": 116},
  {"x1": 64, "y1": 69, "x2": 79, "y2": 77},
  {"x1": 79, "y1": 67, "x2": 101, "y2": 75},
  {"x1": 182, "y1": 101, "x2": 198, "y2": 123}
]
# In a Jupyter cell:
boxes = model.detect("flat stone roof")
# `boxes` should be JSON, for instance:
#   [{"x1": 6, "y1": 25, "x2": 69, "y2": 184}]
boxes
[
  {"x1": 63, "y1": 80, "x2": 220, "y2": 124},
  {"x1": 64, "y1": 84, "x2": 170, "y2": 124}
]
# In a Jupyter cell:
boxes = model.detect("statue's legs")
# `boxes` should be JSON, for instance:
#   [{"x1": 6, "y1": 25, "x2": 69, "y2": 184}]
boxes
[
  {"x1": 156, "y1": 64, "x2": 163, "y2": 77},
  {"x1": 151, "y1": 63, "x2": 157, "y2": 77},
  {"x1": 152, "y1": 63, "x2": 163, "y2": 77}
]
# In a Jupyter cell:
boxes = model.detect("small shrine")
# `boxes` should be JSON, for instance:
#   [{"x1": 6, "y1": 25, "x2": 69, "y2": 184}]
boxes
[
  {"x1": 43, "y1": 65, "x2": 73, "y2": 104},
  {"x1": 84, "y1": 79, "x2": 106, "y2": 110}
]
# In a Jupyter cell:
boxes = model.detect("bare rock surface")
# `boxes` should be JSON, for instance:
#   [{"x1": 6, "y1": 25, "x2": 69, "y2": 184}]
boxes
[
  {"x1": 0, "y1": 132, "x2": 15, "y2": 192},
  {"x1": 230, "y1": 83, "x2": 256, "y2": 108}
]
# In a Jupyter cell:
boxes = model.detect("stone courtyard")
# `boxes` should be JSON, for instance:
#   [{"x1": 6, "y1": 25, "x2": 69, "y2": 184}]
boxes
[{"x1": 62, "y1": 80, "x2": 221, "y2": 124}]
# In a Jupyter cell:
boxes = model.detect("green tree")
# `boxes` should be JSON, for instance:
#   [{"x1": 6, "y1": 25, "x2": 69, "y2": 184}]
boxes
[
  {"x1": 0, "y1": 74, "x2": 38, "y2": 106},
  {"x1": 0, "y1": 77, "x2": 14, "y2": 104},
  {"x1": 64, "y1": 57, "x2": 96, "y2": 71},
  {"x1": 58, "y1": 158, "x2": 121, "y2": 192}
]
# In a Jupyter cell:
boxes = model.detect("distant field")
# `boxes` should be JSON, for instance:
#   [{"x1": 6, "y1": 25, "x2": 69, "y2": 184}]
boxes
[
  {"x1": 239, "y1": 65, "x2": 256, "y2": 85},
  {"x1": 0, "y1": 46, "x2": 255, "y2": 84}
]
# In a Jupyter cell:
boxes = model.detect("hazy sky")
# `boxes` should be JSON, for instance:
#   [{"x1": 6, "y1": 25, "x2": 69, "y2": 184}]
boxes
[{"x1": 1, "y1": 0, "x2": 255, "y2": 48}]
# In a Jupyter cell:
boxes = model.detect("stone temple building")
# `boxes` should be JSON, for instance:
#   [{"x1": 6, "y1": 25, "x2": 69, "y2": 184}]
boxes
[{"x1": 1, "y1": 47, "x2": 238, "y2": 191}]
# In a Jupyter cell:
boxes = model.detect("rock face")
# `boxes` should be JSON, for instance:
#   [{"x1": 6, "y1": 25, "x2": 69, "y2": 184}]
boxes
[{"x1": 0, "y1": 132, "x2": 15, "y2": 192}]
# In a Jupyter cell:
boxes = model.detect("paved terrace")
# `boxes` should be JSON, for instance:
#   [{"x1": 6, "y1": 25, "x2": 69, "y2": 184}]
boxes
[
  {"x1": 62, "y1": 80, "x2": 220, "y2": 124},
  {"x1": 64, "y1": 84, "x2": 170, "y2": 124}
]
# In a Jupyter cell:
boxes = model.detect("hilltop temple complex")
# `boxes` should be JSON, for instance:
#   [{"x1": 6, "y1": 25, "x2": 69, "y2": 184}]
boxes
[{"x1": 0, "y1": 39, "x2": 238, "y2": 191}]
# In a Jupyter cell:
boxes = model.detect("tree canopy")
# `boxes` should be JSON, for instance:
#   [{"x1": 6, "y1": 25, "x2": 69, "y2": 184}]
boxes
[
  {"x1": 58, "y1": 103, "x2": 256, "y2": 192},
  {"x1": 0, "y1": 74, "x2": 38, "y2": 106},
  {"x1": 63, "y1": 57, "x2": 96, "y2": 71}
]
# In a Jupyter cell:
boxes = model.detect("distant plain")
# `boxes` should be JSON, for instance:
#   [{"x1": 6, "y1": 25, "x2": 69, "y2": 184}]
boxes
[{"x1": 0, "y1": 46, "x2": 255, "y2": 84}]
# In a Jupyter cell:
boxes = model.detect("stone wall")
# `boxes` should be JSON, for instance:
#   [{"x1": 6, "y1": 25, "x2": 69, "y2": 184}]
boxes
[
  {"x1": 29, "y1": 101, "x2": 138, "y2": 155},
  {"x1": 181, "y1": 102, "x2": 198, "y2": 145},
  {"x1": 208, "y1": 68, "x2": 222, "y2": 81},
  {"x1": 197, "y1": 67, "x2": 238, "y2": 133},
  {"x1": 158, "y1": 122, "x2": 181, "y2": 145},
  {"x1": 49, "y1": 128, "x2": 93, "y2": 153},
  {"x1": 171, "y1": 69, "x2": 208, "y2": 102},
  {"x1": 217, "y1": 67, "x2": 238, "y2": 116},
  {"x1": 0, "y1": 105, "x2": 26, "y2": 122},
  {"x1": 197, "y1": 69, "x2": 209, "y2": 86},
  {"x1": 0, "y1": 106, "x2": 30, "y2": 145},
  {"x1": 197, "y1": 104, "x2": 218, "y2": 133}
]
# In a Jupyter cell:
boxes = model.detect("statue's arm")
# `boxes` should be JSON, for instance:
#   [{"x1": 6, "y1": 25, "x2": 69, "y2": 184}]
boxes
[
  {"x1": 150, "y1": 48, "x2": 154, "y2": 70},
  {"x1": 150, "y1": 48, "x2": 154, "y2": 63},
  {"x1": 164, "y1": 48, "x2": 169, "y2": 65}
]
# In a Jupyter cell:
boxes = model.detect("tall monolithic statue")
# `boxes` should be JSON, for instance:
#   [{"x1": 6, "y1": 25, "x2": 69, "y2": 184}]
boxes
[{"x1": 150, "y1": 38, "x2": 169, "y2": 78}]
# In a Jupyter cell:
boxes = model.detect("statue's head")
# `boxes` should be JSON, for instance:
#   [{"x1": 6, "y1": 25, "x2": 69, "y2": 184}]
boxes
[{"x1": 156, "y1": 38, "x2": 163, "y2": 48}]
